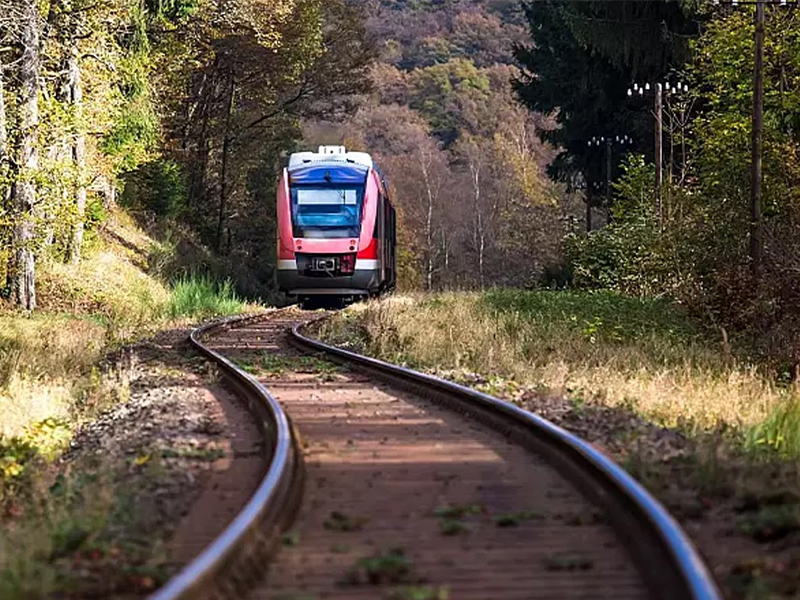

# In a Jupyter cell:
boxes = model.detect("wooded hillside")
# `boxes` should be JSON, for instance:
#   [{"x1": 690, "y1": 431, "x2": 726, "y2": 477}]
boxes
[
  {"x1": 303, "y1": 0, "x2": 570, "y2": 290},
  {"x1": 513, "y1": 1, "x2": 800, "y2": 371},
  {"x1": 0, "y1": 0, "x2": 371, "y2": 306}
]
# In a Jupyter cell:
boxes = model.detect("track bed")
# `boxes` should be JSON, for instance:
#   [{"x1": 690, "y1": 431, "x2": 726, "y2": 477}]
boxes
[{"x1": 207, "y1": 310, "x2": 652, "y2": 599}]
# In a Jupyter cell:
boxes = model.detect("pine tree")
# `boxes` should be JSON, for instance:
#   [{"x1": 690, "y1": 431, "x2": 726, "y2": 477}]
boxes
[{"x1": 513, "y1": 1, "x2": 699, "y2": 192}]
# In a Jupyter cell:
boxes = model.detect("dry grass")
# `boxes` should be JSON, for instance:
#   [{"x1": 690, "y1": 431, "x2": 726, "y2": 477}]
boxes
[
  {"x1": 0, "y1": 314, "x2": 107, "y2": 440},
  {"x1": 321, "y1": 291, "x2": 793, "y2": 435},
  {"x1": 0, "y1": 210, "x2": 165, "y2": 443},
  {"x1": 0, "y1": 206, "x2": 248, "y2": 483},
  {"x1": 0, "y1": 208, "x2": 253, "y2": 596},
  {"x1": 37, "y1": 212, "x2": 171, "y2": 342},
  {"x1": 1, "y1": 208, "x2": 249, "y2": 439}
]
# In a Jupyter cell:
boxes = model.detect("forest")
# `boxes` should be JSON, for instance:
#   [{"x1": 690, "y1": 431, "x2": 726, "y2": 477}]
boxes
[
  {"x1": 0, "y1": 0, "x2": 562, "y2": 306},
  {"x1": 0, "y1": 0, "x2": 798, "y2": 382},
  {"x1": 4, "y1": 0, "x2": 798, "y2": 362},
  {"x1": 3, "y1": 0, "x2": 800, "y2": 597},
  {"x1": 0, "y1": 0, "x2": 797, "y2": 375}
]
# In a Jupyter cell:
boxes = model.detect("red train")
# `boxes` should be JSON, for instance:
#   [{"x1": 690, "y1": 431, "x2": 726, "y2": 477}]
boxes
[{"x1": 276, "y1": 146, "x2": 396, "y2": 304}]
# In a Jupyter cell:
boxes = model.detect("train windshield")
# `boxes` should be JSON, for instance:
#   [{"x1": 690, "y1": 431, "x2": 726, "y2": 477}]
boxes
[{"x1": 290, "y1": 184, "x2": 364, "y2": 238}]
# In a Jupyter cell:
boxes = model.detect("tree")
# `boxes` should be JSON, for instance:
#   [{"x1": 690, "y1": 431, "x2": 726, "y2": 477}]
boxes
[
  {"x1": 689, "y1": 7, "x2": 800, "y2": 297},
  {"x1": 344, "y1": 103, "x2": 452, "y2": 289},
  {"x1": 8, "y1": 0, "x2": 41, "y2": 310},
  {"x1": 513, "y1": 1, "x2": 699, "y2": 196}
]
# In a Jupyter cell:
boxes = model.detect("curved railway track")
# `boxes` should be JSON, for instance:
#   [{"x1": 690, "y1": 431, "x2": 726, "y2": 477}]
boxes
[{"x1": 151, "y1": 307, "x2": 721, "y2": 600}]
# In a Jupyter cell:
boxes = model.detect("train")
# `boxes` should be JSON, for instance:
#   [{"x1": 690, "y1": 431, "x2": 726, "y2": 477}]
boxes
[{"x1": 276, "y1": 146, "x2": 396, "y2": 304}]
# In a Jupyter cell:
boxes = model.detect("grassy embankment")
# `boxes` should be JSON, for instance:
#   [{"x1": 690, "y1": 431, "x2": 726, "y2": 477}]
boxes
[
  {"x1": 320, "y1": 291, "x2": 800, "y2": 598},
  {"x1": 0, "y1": 209, "x2": 251, "y2": 597},
  {"x1": 320, "y1": 290, "x2": 798, "y2": 455}
]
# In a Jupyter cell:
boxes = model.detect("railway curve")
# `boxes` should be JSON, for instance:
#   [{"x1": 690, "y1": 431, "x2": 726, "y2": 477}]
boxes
[{"x1": 150, "y1": 307, "x2": 722, "y2": 600}]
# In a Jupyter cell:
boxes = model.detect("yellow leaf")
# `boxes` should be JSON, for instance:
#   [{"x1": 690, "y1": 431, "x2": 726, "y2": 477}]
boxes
[{"x1": 134, "y1": 454, "x2": 150, "y2": 466}]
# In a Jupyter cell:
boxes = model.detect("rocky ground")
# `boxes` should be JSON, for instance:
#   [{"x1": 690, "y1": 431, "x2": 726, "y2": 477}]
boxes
[{"x1": 46, "y1": 327, "x2": 266, "y2": 598}]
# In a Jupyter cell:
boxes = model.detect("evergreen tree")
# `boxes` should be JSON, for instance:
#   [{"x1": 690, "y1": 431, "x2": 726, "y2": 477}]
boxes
[{"x1": 513, "y1": 1, "x2": 699, "y2": 193}]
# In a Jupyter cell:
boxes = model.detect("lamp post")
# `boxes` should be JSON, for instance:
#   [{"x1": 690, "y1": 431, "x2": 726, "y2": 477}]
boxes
[
  {"x1": 627, "y1": 80, "x2": 689, "y2": 225},
  {"x1": 585, "y1": 134, "x2": 633, "y2": 231}
]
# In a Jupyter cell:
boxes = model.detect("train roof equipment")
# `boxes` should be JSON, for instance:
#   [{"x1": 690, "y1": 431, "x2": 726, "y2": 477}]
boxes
[{"x1": 288, "y1": 146, "x2": 373, "y2": 172}]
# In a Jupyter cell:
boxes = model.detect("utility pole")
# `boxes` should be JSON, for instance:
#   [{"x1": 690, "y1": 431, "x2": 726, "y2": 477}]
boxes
[
  {"x1": 606, "y1": 138, "x2": 612, "y2": 204},
  {"x1": 630, "y1": 81, "x2": 686, "y2": 225},
  {"x1": 750, "y1": 0, "x2": 765, "y2": 281},
  {"x1": 586, "y1": 134, "x2": 632, "y2": 231},
  {"x1": 586, "y1": 192, "x2": 592, "y2": 232},
  {"x1": 655, "y1": 83, "x2": 663, "y2": 225}
]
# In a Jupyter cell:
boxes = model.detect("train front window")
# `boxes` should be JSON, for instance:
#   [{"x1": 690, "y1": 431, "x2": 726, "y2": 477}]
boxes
[{"x1": 290, "y1": 185, "x2": 364, "y2": 238}]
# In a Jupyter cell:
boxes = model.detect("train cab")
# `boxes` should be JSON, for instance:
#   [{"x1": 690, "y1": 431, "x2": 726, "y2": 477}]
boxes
[{"x1": 276, "y1": 146, "x2": 396, "y2": 302}]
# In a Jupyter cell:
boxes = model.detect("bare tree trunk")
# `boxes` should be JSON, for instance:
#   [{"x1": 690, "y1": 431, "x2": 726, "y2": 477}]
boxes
[
  {"x1": 440, "y1": 227, "x2": 449, "y2": 287},
  {"x1": 215, "y1": 69, "x2": 235, "y2": 254},
  {"x1": 9, "y1": 1, "x2": 39, "y2": 310},
  {"x1": 104, "y1": 176, "x2": 115, "y2": 208},
  {"x1": 0, "y1": 66, "x2": 8, "y2": 204},
  {"x1": 67, "y1": 47, "x2": 86, "y2": 264},
  {"x1": 469, "y1": 159, "x2": 485, "y2": 288},
  {"x1": 0, "y1": 65, "x2": 9, "y2": 293},
  {"x1": 187, "y1": 102, "x2": 210, "y2": 209},
  {"x1": 418, "y1": 150, "x2": 435, "y2": 291},
  {"x1": 586, "y1": 194, "x2": 592, "y2": 232},
  {"x1": 186, "y1": 68, "x2": 213, "y2": 209}
]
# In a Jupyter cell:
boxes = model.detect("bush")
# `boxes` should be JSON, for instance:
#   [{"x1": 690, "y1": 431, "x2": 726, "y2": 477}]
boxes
[
  {"x1": 167, "y1": 275, "x2": 245, "y2": 320},
  {"x1": 121, "y1": 158, "x2": 187, "y2": 218},
  {"x1": 84, "y1": 197, "x2": 109, "y2": 231},
  {"x1": 0, "y1": 436, "x2": 39, "y2": 503},
  {"x1": 565, "y1": 155, "x2": 703, "y2": 299},
  {"x1": 564, "y1": 216, "x2": 685, "y2": 297}
]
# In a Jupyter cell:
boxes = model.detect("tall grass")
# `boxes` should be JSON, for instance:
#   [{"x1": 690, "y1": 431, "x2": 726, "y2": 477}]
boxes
[
  {"x1": 0, "y1": 210, "x2": 257, "y2": 596},
  {"x1": 320, "y1": 291, "x2": 795, "y2": 442},
  {"x1": 0, "y1": 315, "x2": 107, "y2": 439},
  {"x1": 748, "y1": 399, "x2": 800, "y2": 457},
  {"x1": 167, "y1": 275, "x2": 245, "y2": 319},
  {"x1": 1, "y1": 211, "x2": 253, "y2": 480}
]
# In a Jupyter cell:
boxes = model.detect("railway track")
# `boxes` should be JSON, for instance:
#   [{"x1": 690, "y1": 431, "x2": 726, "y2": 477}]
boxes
[{"x1": 151, "y1": 307, "x2": 721, "y2": 600}]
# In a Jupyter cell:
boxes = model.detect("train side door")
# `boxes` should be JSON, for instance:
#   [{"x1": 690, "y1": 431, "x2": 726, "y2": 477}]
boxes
[
  {"x1": 377, "y1": 188, "x2": 386, "y2": 282},
  {"x1": 389, "y1": 203, "x2": 396, "y2": 288}
]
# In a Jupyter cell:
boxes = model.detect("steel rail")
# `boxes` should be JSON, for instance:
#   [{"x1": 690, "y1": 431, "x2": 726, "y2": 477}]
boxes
[
  {"x1": 290, "y1": 319, "x2": 722, "y2": 600},
  {"x1": 149, "y1": 312, "x2": 304, "y2": 600}
]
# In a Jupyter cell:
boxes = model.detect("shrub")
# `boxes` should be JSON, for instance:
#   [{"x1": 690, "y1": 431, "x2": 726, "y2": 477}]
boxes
[
  {"x1": 565, "y1": 155, "x2": 703, "y2": 300},
  {"x1": 0, "y1": 436, "x2": 39, "y2": 503},
  {"x1": 167, "y1": 275, "x2": 245, "y2": 319},
  {"x1": 84, "y1": 196, "x2": 109, "y2": 230},
  {"x1": 121, "y1": 158, "x2": 187, "y2": 218},
  {"x1": 747, "y1": 397, "x2": 800, "y2": 458}
]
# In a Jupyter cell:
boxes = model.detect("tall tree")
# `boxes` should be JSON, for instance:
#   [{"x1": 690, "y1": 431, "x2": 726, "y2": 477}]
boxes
[
  {"x1": 8, "y1": 0, "x2": 41, "y2": 310},
  {"x1": 0, "y1": 64, "x2": 8, "y2": 204},
  {"x1": 513, "y1": 1, "x2": 699, "y2": 196},
  {"x1": 66, "y1": 42, "x2": 86, "y2": 264}
]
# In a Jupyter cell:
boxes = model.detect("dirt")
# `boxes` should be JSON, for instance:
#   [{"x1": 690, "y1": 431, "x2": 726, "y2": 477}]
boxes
[{"x1": 51, "y1": 324, "x2": 268, "y2": 598}]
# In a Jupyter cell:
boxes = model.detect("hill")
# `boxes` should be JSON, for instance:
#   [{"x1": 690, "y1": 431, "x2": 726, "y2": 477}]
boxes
[{"x1": 303, "y1": 0, "x2": 576, "y2": 291}]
